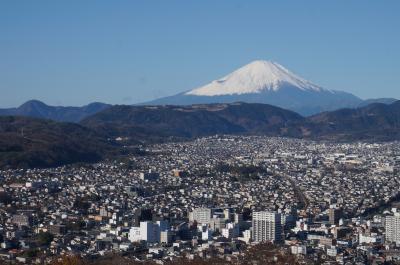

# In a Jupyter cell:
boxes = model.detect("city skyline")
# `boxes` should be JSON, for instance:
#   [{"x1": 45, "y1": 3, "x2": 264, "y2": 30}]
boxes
[{"x1": 2, "y1": 2, "x2": 400, "y2": 264}]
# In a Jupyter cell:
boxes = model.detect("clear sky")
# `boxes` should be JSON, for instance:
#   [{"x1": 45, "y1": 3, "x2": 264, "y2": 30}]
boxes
[{"x1": 1, "y1": 1, "x2": 399, "y2": 107}]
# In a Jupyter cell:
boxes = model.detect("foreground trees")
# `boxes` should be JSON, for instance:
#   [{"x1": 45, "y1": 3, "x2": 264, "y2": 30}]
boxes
[{"x1": 50, "y1": 243, "x2": 303, "y2": 265}]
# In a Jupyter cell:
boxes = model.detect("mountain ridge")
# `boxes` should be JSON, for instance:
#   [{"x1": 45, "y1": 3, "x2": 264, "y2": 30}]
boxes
[
  {"x1": 81, "y1": 102, "x2": 303, "y2": 142},
  {"x1": 0, "y1": 100, "x2": 110, "y2": 122},
  {"x1": 0, "y1": 116, "x2": 117, "y2": 169},
  {"x1": 145, "y1": 60, "x2": 363, "y2": 115},
  {"x1": 186, "y1": 60, "x2": 326, "y2": 95},
  {"x1": 82, "y1": 101, "x2": 400, "y2": 142},
  {"x1": 1, "y1": 101, "x2": 400, "y2": 169}
]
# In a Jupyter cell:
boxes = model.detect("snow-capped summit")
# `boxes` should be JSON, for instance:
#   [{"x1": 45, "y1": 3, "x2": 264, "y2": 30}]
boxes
[
  {"x1": 144, "y1": 60, "x2": 362, "y2": 116},
  {"x1": 186, "y1": 60, "x2": 326, "y2": 96}
]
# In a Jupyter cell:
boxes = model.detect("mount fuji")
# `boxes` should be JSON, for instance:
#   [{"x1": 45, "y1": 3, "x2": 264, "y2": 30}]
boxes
[{"x1": 145, "y1": 60, "x2": 363, "y2": 115}]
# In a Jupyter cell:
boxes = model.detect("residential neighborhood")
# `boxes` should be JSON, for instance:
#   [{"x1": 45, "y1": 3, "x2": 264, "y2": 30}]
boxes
[{"x1": 0, "y1": 136, "x2": 399, "y2": 264}]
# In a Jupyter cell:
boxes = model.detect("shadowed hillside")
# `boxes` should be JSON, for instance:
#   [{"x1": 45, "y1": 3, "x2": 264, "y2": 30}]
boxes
[
  {"x1": 0, "y1": 116, "x2": 116, "y2": 168},
  {"x1": 81, "y1": 103, "x2": 304, "y2": 142}
]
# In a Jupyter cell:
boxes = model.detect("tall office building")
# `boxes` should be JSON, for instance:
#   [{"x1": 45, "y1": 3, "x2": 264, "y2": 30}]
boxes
[
  {"x1": 222, "y1": 223, "x2": 240, "y2": 239},
  {"x1": 129, "y1": 220, "x2": 170, "y2": 243},
  {"x1": 252, "y1": 211, "x2": 282, "y2": 243},
  {"x1": 328, "y1": 207, "x2": 342, "y2": 225},
  {"x1": 189, "y1": 208, "x2": 211, "y2": 224},
  {"x1": 385, "y1": 213, "x2": 400, "y2": 244},
  {"x1": 139, "y1": 221, "x2": 159, "y2": 243}
]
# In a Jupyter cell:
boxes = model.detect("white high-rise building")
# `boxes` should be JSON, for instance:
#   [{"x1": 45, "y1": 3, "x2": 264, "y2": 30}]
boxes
[
  {"x1": 128, "y1": 227, "x2": 141, "y2": 242},
  {"x1": 129, "y1": 220, "x2": 170, "y2": 243},
  {"x1": 139, "y1": 221, "x2": 159, "y2": 243},
  {"x1": 252, "y1": 211, "x2": 282, "y2": 243},
  {"x1": 385, "y1": 213, "x2": 400, "y2": 244},
  {"x1": 221, "y1": 223, "x2": 239, "y2": 239},
  {"x1": 160, "y1": 230, "x2": 172, "y2": 244},
  {"x1": 189, "y1": 208, "x2": 211, "y2": 224},
  {"x1": 198, "y1": 224, "x2": 212, "y2": 241}
]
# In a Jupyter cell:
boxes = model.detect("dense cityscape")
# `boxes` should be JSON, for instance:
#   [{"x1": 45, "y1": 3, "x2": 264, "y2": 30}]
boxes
[
  {"x1": 0, "y1": 136, "x2": 399, "y2": 264},
  {"x1": 2, "y1": 1, "x2": 399, "y2": 265}
]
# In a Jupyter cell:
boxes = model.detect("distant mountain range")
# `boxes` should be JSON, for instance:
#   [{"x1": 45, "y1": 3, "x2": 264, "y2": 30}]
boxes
[
  {"x1": 0, "y1": 95, "x2": 396, "y2": 123},
  {"x1": 145, "y1": 60, "x2": 370, "y2": 116},
  {"x1": 82, "y1": 101, "x2": 400, "y2": 142},
  {"x1": 1, "y1": 101, "x2": 400, "y2": 168},
  {"x1": 81, "y1": 103, "x2": 304, "y2": 142},
  {"x1": 0, "y1": 60, "x2": 398, "y2": 168},
  {"x1": 300, "y1": 101, "x2": 400, "y2": 141},
  {"x1": 0, "y1": 60, "x2": 397, "y2": 120},
  {"x1": 357, "y1": 98, "x2": 398, "y2": 107},
  {"x1": 0, "y1": 100, "x2": 110, "y2": 122}
]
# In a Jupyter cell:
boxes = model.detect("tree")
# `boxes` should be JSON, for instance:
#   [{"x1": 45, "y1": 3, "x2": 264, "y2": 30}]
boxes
[
  {"x1": 37, "y1": 231, "x2": 54, "y2": 246},
  {"x1": 51, "y1": 255, "x2": 85, "y2": 265}
]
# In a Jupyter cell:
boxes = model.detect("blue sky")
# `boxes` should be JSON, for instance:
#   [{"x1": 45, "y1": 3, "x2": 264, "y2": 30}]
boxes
[{"x1": 1, "y1": 1, "x2": 399, "y2": 107}]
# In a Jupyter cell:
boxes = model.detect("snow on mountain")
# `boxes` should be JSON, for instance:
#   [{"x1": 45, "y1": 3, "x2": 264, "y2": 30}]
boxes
[
  {"x1": 144, "y1": 60, "x2": 363, "y2": 116},
  {"x1": 186, "y1": 60, "x2": 328, "y2": 96}
]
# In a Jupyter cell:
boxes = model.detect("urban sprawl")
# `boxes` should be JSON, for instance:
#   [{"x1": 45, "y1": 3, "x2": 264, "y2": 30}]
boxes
[{"x1": 1, "y1": 136, "x2": 400, "y2": 264}]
